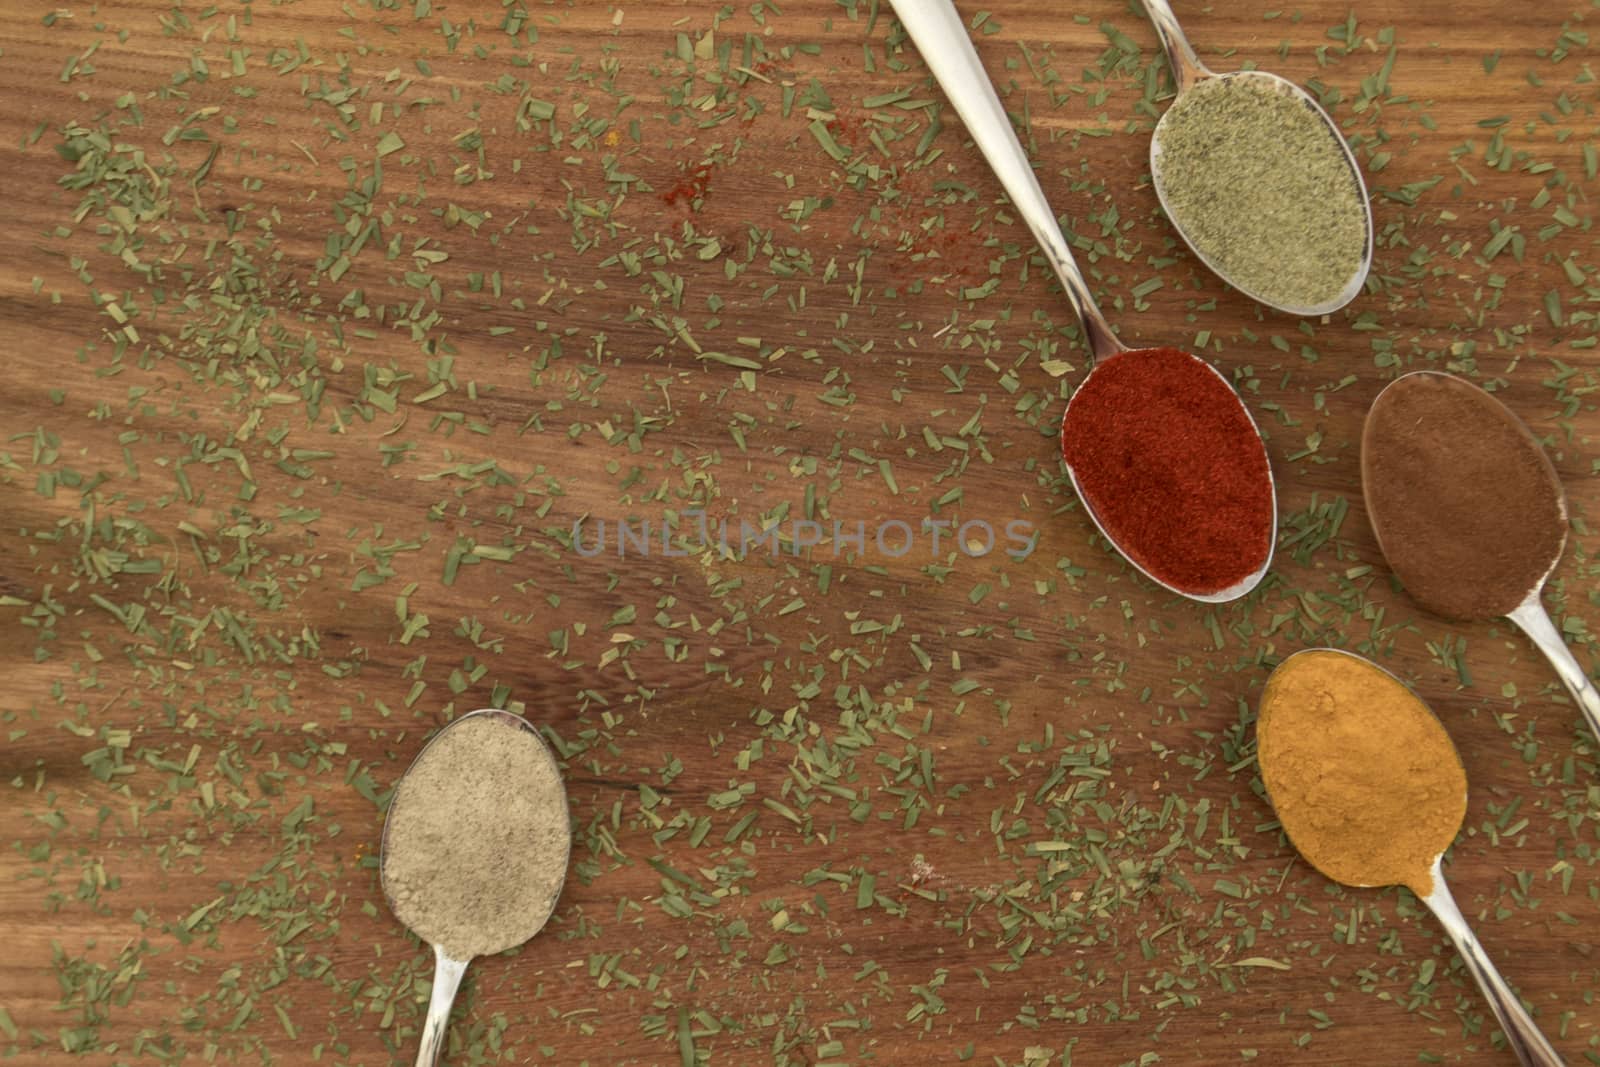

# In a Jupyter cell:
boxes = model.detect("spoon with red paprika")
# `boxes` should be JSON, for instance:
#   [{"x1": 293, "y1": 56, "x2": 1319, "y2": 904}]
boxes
[{"x1": 887, "y1": 0, "x2": 1277, "y2": 601}]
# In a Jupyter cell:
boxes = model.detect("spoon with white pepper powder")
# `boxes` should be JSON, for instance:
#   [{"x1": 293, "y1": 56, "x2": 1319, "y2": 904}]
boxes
[{"x1": 381, "y1": 709, "x2": 571, "y2": 1066}]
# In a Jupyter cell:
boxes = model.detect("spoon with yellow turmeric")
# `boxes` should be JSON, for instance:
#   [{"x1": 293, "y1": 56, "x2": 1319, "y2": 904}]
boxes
[{"x1": 1257, "y1": 650, "x2": 1564, "y2": 1067}]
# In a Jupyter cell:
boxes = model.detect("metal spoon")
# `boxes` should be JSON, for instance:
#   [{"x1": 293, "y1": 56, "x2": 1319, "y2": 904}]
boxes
[
  {"x1": 1511, "y1": 584, "x2": 1600, "y2": 747},
  {"x1": 1421, "y1": 855, "x2": 1566, "y2": 1066},
  {"x1": 1361, "y1": 371, "x2": 1600, "y2": 746},
  {"x1": 887, "y1": 0, "x2": 1276, "y2": 603},
  {"x1": 380, "y1": 709, "x2": 572, "y2": 1067},
  {"x1": 1140, "y1": 0, "x2": 1374, "y2": 315},
  {"x1": 1260, "y1": 649, "x2": 1564, "y2": 1066}
]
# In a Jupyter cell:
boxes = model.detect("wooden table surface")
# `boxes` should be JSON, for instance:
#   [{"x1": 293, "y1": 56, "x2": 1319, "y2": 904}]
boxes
[{"x1": 3, "y1": 1, "x2": 1598, "y2": 1063}]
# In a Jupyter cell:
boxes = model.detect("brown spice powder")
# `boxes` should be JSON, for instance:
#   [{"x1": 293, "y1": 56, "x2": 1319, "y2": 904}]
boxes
[
  {"x1": 381, "y1": 714, "x2": 569, "y2": 960},
  {"x1": 1257, "y1": 650, "x2": 1466, "y2": 897},
  {"x1": 1361, "y1": 372, "x2": 1566, "y2": 620}
]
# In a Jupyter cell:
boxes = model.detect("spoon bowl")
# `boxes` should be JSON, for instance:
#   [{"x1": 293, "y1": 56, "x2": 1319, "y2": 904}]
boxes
[
  {"x1": 1061, "y1": 348, "x2": 1276, "y2": 601},
  {"x1": 1141, "y1": 1, "x2": 1374, "y2": 315},
  {"x1": 888, "y1": 0, "x2": 1276, "y2": 602},
  {"x1": 380, "y1": 709, "x2": 572, "y2": 1067}
]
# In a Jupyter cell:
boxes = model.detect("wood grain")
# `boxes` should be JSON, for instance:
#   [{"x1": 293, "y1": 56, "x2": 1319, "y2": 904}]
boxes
[{"x1": 2, "y1": 0, "x2": 1598, "y2": 1064}]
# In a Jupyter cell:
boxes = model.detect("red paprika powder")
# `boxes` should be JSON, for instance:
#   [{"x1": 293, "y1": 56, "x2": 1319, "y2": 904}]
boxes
[{"x1": 1060, "y1": 347, "x2": 1274, "y2": 596}]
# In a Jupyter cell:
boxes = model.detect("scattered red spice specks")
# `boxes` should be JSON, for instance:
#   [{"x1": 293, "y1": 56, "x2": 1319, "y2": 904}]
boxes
[
  {"x1": 825, "y1": 108, "x2": 869, "y2": 150},
  {"x1": 904, "y1": 224, "x2": 986, "y2": 284},
  {"x1": 661, "y1": 161, "x2": 714, "y2": 208}
]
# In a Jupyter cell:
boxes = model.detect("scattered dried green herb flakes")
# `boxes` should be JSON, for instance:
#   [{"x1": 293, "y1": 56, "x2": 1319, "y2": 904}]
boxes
[{"x1": 1, "y1": 2, "x2": 1598, "y2": 1065}]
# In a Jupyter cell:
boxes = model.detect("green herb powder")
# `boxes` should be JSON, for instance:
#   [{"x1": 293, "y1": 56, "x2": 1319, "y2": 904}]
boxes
[
  {"x1": 1153, "y1": 75, "x2": 1368, "y2": 310},
  {"x1": 381, "y1": 715, "x2": 569, "y2": 960}
]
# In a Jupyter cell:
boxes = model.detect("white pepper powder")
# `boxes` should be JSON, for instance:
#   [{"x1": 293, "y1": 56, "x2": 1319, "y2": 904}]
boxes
[{"x1": 381, "y1": 714, "x2": 569, "y2": 960}]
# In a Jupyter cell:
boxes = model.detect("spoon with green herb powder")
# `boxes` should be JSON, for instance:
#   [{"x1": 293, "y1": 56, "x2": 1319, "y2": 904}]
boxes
[
  {"x1": 1140, "y1": 0, "x2": 1373, "y2": 315},
  {"x1": 381, "y1": 710, "x2": 571, "y2": 1066},
  {"x1": 1362, "y1": 371, "x2": 1600, "y2": 746}
]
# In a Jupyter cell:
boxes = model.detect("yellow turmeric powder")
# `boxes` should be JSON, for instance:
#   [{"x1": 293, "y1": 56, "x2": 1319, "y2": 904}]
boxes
[{"x1": 1256, "y1": 649, "x2": 1466, "y2": 897}]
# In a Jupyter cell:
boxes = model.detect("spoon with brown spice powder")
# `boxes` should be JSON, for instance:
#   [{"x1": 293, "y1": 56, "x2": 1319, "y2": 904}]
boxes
[
  {"x1": 1362, "y1": 371, "x2": 1600, "y2": 746},
  {"x1": 1259, "y1": 650, "x2": 1564, "y2": 1066},
  {"x1": 381, "y1": 710, "x2": 571, "y2": 1066},
  {"x1": 1139, "y1": 0, "x2": 1373, "y2": 314}
]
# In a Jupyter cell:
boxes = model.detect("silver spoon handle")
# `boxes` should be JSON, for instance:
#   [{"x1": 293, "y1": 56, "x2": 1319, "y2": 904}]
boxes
[
  {"x1": 886, "y1": 0, "x2": 1124, "y2": 360},
  {"x1": 415, "y1": 948, "x2": 470, "y2": 1067},
  {"x1": 1509, "y1": 596, "x2": 1600, "y2": 746},
  {"x1": 1139, "y1": 0, "x2": 1210, "y2": 94},
  {"x1": 1422, "y1": 862, "x2": 1565, "y2": 1067}
]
